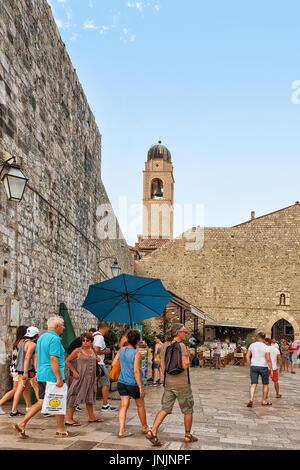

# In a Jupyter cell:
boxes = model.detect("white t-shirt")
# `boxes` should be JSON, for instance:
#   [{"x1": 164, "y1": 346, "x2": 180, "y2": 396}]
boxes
[
  {"x1": 93, "y1": 332, "x2": 106, "y2": 365},
  {"x1": 249, "y1": 341, "x2": 270, "y2": 367},
  {"x1": 269, "y1": 345, "x2": 280, "y2": 370}
]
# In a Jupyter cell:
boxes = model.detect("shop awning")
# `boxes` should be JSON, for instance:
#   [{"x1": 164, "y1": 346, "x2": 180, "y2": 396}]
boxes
[
  {"x1": 166, "y1": 290, "x2": 216, "y2": 323},
  {"x1": 205, "y1": 321, "x2": 256, "y2": 330},
  {"x1": 191, "y1": 306, "x2": 215, "y2": 322}
]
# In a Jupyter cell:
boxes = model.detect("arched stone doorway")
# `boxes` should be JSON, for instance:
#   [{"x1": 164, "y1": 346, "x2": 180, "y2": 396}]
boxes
[
  {"x1": 271, "y1": 318, "x2": 294, "y2": 342},
  {"x1": 265, "y1": 311, "x2": 300, "y2": 340}
]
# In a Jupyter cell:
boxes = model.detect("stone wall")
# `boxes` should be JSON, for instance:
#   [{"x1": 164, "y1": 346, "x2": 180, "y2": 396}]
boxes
[
  {"x1": 235, "y1": 203, "x2": 300, "y2": 227},
  {"x1": 135, "y1": 203, "x2": 300, "y2": 339},
  {"x1": 0, "y1": 0, "x2": 133, "y2": 395}
]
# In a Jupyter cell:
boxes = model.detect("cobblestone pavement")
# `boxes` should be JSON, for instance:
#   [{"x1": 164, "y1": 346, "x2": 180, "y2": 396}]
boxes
[{"x1": 1, "y1": 365, "x2": 300, "y2": 450}]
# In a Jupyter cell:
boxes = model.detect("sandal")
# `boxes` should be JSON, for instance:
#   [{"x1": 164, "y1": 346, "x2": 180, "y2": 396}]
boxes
[
  {"x1": 276, "y1": 395, "x2": 282, "y2": 398},
  {"x1": 184, "y1": 432, "x2": 198, "y2": 443},
  {"x1": 65, "y1": 421, "x2": 81, "y2": 426},
  {"x1": 146, "y1": 430, "x2": 163, "y2": 447},
  {"x1": 118, "y1": 431, "x2": 133, "y2": 438},
  {"x1": 247, "y1": 401, "x2": 253, "y2": 408},
  {"x1": 261, "y1": 402, "x2": 272, "y2": 406},
  {"x1": 55, "y1": 431, "x2": 79, "y2": 438},
  {"x1": 12, "y1": 424, "x2": 28, "y2": 439},
  {"x1": 141, "y1": 428, "x2": 149, "y2": 434},
  {"x1": 88, "y1": 418, "x2": 104, "y2": 423}
]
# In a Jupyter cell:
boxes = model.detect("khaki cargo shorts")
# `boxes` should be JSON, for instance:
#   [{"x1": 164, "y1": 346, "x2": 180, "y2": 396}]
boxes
[{"x1": 161, "y1": 385, "x2": 194, "y2": 415}]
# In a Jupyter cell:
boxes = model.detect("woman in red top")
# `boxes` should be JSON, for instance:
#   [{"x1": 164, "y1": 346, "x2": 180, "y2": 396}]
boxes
[{"x1": 288, "y1": 340, "x2": 299, "y2": 374}]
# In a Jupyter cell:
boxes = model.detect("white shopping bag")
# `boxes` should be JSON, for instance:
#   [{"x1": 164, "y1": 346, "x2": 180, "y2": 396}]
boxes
[{"x1": 41, "y1": 382, "x2": 68, "y2": 415}]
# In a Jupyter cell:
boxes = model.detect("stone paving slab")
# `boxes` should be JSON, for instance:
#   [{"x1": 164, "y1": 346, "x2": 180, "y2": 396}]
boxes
[{"x1": 0, "y1": 365, "x2": 300, "y2": 450}]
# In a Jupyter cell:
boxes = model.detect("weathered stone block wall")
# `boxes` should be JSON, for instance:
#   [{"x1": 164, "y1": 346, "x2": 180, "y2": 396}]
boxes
[
  {"x1": 235, "y1": 203, "x2": 300, "y2": 227},
  {"x1": 135, "y1": 205, "x2": 300, "y2": 339},
  {"x1": 0, "y1": 0, "x2": 133, "y2": 395}
]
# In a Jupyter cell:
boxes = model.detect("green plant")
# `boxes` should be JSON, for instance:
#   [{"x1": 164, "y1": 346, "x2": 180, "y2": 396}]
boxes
[
  {"x1": 143, "y1": 333, "x2": 156, "y2": 350},
  {"x1": 245, "y1": 333, "x2": 255, "y2": 347},
  {"x1": 104, "y1": 329, "x2": 118, "y2": 350},
  {"x1": 158, "y1": 317, "x2": 172, "y2": 336},
  {"x1": 138, "y1": 320, "x2": 157, "y2": 349},
  {"x1": 105, "y1": 323, "x2": 128, "y2": 350}
]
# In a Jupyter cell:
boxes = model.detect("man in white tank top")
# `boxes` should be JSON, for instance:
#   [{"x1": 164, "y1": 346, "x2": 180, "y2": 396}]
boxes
[{"x1": 245, "y1": 331, "x2": 273, "y2": 407}]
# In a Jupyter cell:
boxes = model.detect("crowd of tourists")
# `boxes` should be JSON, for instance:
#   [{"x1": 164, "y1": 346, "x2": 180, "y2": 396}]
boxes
[
  {"x1": 1, "y1": 317, "x2": 298, "y2": 444},
  {"x1": 246, "y1": 332, "x2": 299, "y2": 407},
  {"x1": 0, "y1": 317, "x2": 197, "y2": 446}
]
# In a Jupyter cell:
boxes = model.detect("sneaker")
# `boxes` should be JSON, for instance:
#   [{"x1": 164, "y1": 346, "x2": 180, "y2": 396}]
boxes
[
  {"x1": 75, "y1": 406, "x2": 83, "y2": 411},
  {"x1": 0, "y1": 407, "x2": 5, "y2": 415},
  {"x1": 9, "y1": 411, "x2": 25, "y2": 417},
  {"x1": 101, "y1": 404, "x2": 117, "y2": 412}
]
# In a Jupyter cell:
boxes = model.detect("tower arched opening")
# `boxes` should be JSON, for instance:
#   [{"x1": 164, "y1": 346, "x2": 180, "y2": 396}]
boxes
[{"x1": 151, "y1": 178, "x2": 164, "y2": 199}]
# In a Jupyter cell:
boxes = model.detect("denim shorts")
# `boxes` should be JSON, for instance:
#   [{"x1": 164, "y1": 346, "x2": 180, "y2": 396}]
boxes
[
  {"x1": 250, "y1": 366, "x2": 269, "y2": 385},
  {"x1": 291, "y1": 354, "x2": 298, "y2": 365},
  {"x1": 98, "y1": 364, "x2": 110, "y2": 387}
]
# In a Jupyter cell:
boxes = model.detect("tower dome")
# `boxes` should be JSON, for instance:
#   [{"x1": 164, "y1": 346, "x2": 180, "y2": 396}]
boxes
[{"x1": 147, "y1": 140, "x2": 171, "y2": 162}]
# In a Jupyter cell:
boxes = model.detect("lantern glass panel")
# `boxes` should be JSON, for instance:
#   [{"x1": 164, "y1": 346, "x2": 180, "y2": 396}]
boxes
[
  {"x1": 2, "y1": 166, "x2": 27, "y2": 201},
  {"x1": 111, "y1": 261, "x2": 121, "y2": 277}
]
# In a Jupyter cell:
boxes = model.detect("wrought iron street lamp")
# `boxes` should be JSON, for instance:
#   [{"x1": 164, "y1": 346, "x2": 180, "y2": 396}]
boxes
[
  {"x1": 97, "y1": 256, "x2": 121, "y2": 278},
  {"x1": 0, "y1": 154, "x2": 28, "y2": 202},
  {"x1": 110, "y1": 259, "x2": 121, "y2": 277}
]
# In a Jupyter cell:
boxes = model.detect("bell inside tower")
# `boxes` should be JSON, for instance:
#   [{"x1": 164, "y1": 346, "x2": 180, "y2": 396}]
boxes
[{"x1": 151, "y1": 178, "x2": 164, "y2": 199}]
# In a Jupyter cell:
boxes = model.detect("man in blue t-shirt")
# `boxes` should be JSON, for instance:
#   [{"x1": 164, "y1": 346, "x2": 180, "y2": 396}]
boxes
[
  {"x1": 36, "y1": 328, "x2": 66, "y2": 384},
  {"x1": 13, "y1": 316, "x2": 78, "y2": 439}
]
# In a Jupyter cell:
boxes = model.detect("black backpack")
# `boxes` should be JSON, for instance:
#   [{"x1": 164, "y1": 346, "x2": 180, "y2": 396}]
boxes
[
  {"x1": 165, "y1": 342, "x2": 184, "y2": 375},
  {"x1": 163, "y1": 342, "x2": 190, "y2": 385}
]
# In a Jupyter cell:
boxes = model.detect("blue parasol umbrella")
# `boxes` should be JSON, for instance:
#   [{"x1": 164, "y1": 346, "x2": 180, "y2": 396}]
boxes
[{"x1": 82, "y1": 274, "x2": 172, "y2": 327}]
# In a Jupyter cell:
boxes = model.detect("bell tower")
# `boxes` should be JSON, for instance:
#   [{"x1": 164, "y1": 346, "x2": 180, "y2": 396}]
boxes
[{"x1": 142, "y1": 140, "x2": 174, "y2": 240}]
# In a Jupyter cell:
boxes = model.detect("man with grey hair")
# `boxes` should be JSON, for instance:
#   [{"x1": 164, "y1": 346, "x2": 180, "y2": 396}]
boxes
[
  {"x1": 13, "y1": 316, "x2": 78, "y2": 439},
  {"x1": 146, "y1": 323, "x2": 197, "y2": 446}
]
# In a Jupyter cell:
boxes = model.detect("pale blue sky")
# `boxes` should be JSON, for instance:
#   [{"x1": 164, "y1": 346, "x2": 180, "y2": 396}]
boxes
[{"x1": 49, "y1": 0, "x2": 300, "y2": 244}]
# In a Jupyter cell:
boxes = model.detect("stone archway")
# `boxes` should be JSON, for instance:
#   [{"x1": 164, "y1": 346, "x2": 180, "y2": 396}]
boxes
[
  {"x1": 265, "y1": 311, "x2": 300, "y2": 340},
  {"x1": 271, "y1": 319, "x2": 294, "y2": 342}
]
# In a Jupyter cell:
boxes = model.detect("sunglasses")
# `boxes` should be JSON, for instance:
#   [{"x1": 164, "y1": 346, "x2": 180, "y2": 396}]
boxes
[{"x1": 82, "y1": 339, "x2": 91, "y2": 342}]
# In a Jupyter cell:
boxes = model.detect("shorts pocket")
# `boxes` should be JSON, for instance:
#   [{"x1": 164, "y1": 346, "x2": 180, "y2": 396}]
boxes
[
  {"x1": 161, "y1": 388, "x2": 176, "y2": 413},
  {"x1": 178, "y1": 387, "x2": 194, "y2": 414}
]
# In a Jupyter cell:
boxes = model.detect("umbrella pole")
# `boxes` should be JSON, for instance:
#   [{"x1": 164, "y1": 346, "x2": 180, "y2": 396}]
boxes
[{"x1": 126, "y1": 297, "x2": 133, "y2": 328}]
